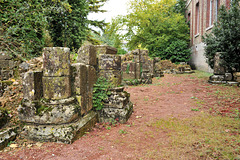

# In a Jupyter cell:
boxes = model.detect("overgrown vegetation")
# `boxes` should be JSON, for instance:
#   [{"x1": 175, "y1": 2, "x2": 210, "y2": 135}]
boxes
[
  {"x1": 93, "y1": 77, "x2": 112, "y2": 111},
  {"x1": 203, "y1": 0, "x2": 240, "y2": 72},
  {"x1": 0, "y1": 0, "x2": 108, "y2": 59}
]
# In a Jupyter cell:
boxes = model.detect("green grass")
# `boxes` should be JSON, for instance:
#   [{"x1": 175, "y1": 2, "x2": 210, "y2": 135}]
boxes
[
  {"x1": 150, "y1": 113, "x2": 240, "y2": 159},
  {"x1": 192, "y1": 70, "x2": 213, "y2": 79}
]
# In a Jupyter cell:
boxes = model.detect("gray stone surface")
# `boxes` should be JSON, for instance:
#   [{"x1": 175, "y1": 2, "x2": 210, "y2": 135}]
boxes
[
  {"x1": 77, "y1": 45, "x2": 97, "y2": 66},
  {"x1": 98, "y1": 54, "x2": 121, "y2": 70},
  {"x1": 0, "y1": 127, "x2": 17, "y2": 150},
  {"x1": 21, "y1": 111, "x2": 97, "y2": 144},
  {"x1": 22, "y1": 71, "x2": 43, "y2": 101},
  {"x1": 0, "y1": 70, "x2": 13, "y2": 80},
  {"x1": 98, "y1": 102, "x2": 133, "y2": 124},
  {"x1": 18, "y1": 97, "x2": 80, "y2": 124},
  {"x1": 209, "y1": 75, "x2": 225, "y2": 81},
  {"x1": 0, "y1": 60, "x2": 14, "y2": 69},
  {"x1": 19, "y1": 62, "x2": 30, "y2": 72},
  {"x1": 225, "y1": 73, "x2": 233, "y2": 81}
]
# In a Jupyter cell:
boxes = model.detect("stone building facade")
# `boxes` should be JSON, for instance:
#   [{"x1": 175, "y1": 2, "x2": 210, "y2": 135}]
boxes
[{"x1": 186, "y1": 0, "x2": 231, "y2": 72}]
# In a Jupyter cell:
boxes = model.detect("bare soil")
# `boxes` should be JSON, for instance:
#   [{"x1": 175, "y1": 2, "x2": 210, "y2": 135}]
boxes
[{"x1": 0, "y1": 73, "x2": 239, "y2": 160}]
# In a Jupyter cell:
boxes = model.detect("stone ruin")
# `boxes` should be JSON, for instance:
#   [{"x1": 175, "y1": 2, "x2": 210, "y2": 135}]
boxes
[
  {"x1": 18, "y1": 45, "x2": 133, "y2": 143},
  {"x1": 120, "y1": 49, "x2": 194, "y2": 86},
  {"x1": 208, "y1": 52, "x2": 240, "y2": 86},
  {"x1": 121, "y1": 49, "x2": 160, "y2": 85},
  {"x1": 95, "y1": 46, "x2": 133, "y2": 123}
]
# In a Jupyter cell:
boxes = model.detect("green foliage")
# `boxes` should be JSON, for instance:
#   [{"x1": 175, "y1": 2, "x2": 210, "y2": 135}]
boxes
[
  {"x1": 122, "y1": 0, "x2": 190, "y2": 62},
  {"x1": 93, "y1": 16, "x2": 127, "y2": 54},
  {"x1": 93, "y1": 77, "x2": 112, "y2": 111},
  {"x1": 164, "y1": 39, "x2": 191, "y2": 63},
  {"x1": 0, "y1": 0, "x2": 48, "y2": 58},
  {"x1": 1, "y1": 0, "x2": 108, "y2": 58},
  {"x1": 203, "y1": 0, "x2": 240, "y2": 71},
  {"x1": 46, "y1": 0, "x2": 89, "y2": 50},
  {"x1": 117, "y1": 48, "x2": 127, "y2": 55}
]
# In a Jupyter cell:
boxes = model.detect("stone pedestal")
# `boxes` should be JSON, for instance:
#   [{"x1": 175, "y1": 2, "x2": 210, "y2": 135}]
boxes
[
  {"x1": 19, "y1": 47, "x2": 97, "y2": 143},
  {"x1": 97, "y1": 87, "x2": 133, "y2": 123}
]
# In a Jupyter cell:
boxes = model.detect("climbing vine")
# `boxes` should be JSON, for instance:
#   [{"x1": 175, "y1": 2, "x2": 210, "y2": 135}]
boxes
[{"x1": 92, "y1": 77, "x2": 112, "y2": 111}]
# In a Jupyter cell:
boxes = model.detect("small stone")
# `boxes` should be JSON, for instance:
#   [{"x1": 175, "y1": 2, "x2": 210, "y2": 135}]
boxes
[
  {"x1": 36, "y1": 142, "x2": 43, "y2": 147},
  {"x1": 19, "y1": 62, "x2": 30, "y2": 72},
  {"x1": 9, "y1": 144, "x2": 18, "y2": 148}
]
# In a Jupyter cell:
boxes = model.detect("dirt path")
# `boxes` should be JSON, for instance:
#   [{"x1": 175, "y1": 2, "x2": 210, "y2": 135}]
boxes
[{"x1": 0, "y1": 73, "x2": 239, "y2": 160}]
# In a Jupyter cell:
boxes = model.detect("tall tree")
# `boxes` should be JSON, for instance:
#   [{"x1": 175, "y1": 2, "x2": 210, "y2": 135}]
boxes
[
  {"x1": 203, "y1": 0, "x2": 240, "y2": 72},
  {"x1": 123, "y1": 0, "x2": 190, "y2": 63},
  {"x1": 46, "y1": 0, "x2": 89, "y2": 50}
]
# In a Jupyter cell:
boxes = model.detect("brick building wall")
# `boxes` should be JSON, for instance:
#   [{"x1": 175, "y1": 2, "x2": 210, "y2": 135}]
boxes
[{"x1": 186, "y1": 0, "x2": 230, "y2": 72}]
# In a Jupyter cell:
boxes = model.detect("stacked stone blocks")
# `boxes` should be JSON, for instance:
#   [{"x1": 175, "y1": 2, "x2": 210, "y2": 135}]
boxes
[{"x1": 19, "y1": 47, "x2": 97, "y2": 143}]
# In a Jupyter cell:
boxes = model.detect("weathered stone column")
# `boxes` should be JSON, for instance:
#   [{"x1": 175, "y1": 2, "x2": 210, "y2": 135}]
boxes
[
  {"x1": 42, "y1": 47, "x2": 71, "y2": 100},
  {"x1": 97, "y1": 45, "x2": 122, "y2": 87},
  {"x1": 19, "y1": 47, "x2": 98, "y2": 143}
]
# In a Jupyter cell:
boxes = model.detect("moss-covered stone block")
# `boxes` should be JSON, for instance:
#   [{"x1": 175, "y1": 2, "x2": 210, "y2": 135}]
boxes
[
  {"x1": 18, "y1": 98, "x2": 80, "y2": 124},
  {"x1": 22, "y1": 71, "x2": 43, "y2": 101},
  {"x1": 71, "y1": 63, "x2": 87, "y2": 95},
  {"x1": 98, "y1": 70, "x2": 122, "y2": 87},
  {"x1": 95, "y1": 45, "x2": 118, "y2": 55},
  {"x1": 42, "y1": 76, "x2": 71, "y2": 100},
  {"x1": 43, "y1": 47, "x2": 70, "y2": 77},
  {"x1": 0, "y1": 60, "x2": 14, "y2": 69},
  {"x1": 21, "y1": 111, "x2": 97, "y2": 144},
  {"x1": 0, "y1": 70, "x2": 13, "y2": 80},
  {"x1": 87, "y1": 65, "x2": 97, "y2": 92},
  {"x1": 98, "y1": 54, "x2": 121, "y2": 70},
  {"x1": 77, "y1": 45, "x2": 97, "y2": 66}
]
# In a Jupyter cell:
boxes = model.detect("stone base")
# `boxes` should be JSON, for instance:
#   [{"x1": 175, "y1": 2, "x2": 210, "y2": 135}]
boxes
[
  {"x1": 18, "y1": 97, "x2": 80, "y2": 125},
  {"x1": 98, "y1": 102, "x2": 133, "y2": 124},
  {"x1": 0, "y1": 127, "x2": 17, "y2": 150},
  {"x1": 208, "y1": 80, "x2": 239, "y2": 86},
  {"x1": 122, "y1": 78, "x2": 152, "y2": 86},
  {"x1": 21, "y1": 111, "x2": 97, "y2": 144}
]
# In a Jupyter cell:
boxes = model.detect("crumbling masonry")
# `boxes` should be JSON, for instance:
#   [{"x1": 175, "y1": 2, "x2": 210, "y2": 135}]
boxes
[{"x1": 19, "y1": 46, "x2": 133, "y2": 143}]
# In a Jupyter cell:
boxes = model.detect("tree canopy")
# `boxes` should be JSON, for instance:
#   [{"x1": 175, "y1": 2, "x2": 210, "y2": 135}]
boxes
[{"x1": 114, "y1": 0, "x2": 191, "y2": 63}]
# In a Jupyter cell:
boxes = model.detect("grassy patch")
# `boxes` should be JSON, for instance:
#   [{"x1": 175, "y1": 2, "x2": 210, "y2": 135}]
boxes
[
  {"x1": 192, "y1": 70, "x2": 213, "y2": 79},
  {"x1": 151, "y1": 114, "x2": 240, "y2": 159}
]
